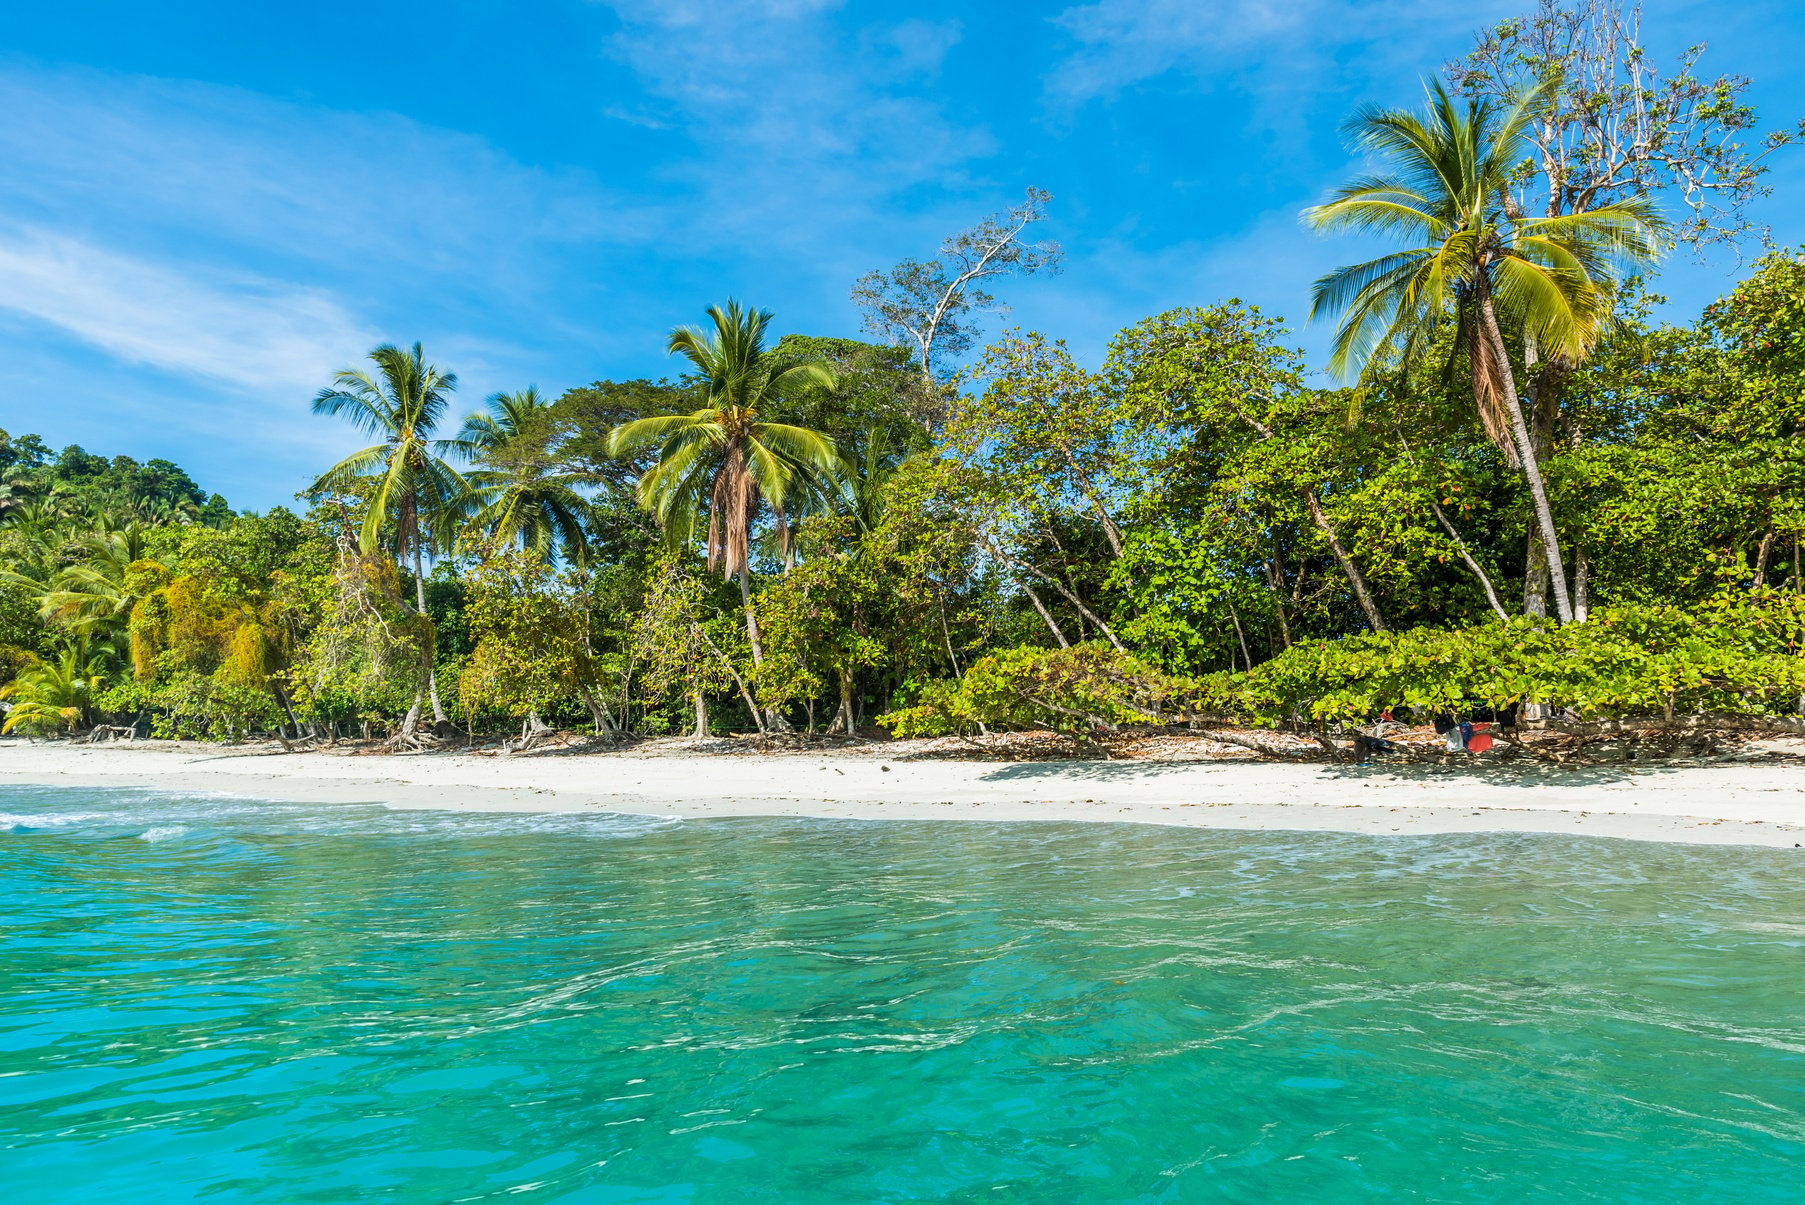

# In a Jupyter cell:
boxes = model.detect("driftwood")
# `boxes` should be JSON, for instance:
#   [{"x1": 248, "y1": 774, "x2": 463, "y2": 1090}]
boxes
[{"x1": 501, "y1": 713, "x2": 557, "y2": 754}]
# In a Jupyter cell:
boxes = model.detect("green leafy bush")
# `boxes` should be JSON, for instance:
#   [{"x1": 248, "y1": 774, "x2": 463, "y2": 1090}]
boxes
[
  {"x1": 1197, "y1": 593, "x2": 1805, "y2": 727},
  {"x1": 879, "y1": 643, "x2": 1189, "y2": 739}
]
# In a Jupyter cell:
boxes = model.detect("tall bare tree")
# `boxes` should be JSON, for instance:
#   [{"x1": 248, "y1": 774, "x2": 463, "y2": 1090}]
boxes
[
  {"x1": 1447, "y1": 0, "x2": 1800, "y2": 613},
  {"x1": 851, "y1": 188, "x2": 1062, "y2": 423},
  {"x1": 1449, "y1": 0, "x2": 1799, "y2": 252}
]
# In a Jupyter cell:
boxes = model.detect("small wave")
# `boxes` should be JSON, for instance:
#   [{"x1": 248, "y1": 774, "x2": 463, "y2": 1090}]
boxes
[
  {"x1": 138, "y1": 826, "x2": 187, "y2": 842},
  {"x1": 0, "y1": 810, "x2": 109, "y2": 831}
]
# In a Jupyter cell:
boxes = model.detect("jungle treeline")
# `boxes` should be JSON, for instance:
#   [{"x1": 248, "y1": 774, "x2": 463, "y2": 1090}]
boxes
[{"x1": 4, "y1": 3, "x2": 1804, "y2": 747}]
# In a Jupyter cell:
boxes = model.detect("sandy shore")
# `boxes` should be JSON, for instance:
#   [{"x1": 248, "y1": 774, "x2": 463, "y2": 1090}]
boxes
[{"x1": 3, "y1": 739, "x2": 1804, "y2": 848}]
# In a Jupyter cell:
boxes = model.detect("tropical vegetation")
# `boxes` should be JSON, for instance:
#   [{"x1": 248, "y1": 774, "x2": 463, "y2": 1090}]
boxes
[{"x1": 3, "y1": 2, "x2": 1802, "y2": 756}]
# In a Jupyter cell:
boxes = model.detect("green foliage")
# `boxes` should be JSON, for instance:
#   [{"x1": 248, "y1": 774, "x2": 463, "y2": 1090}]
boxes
[
  {"x1": 457, "y1": 549, "x2": 621, "y2": 730},
  {"x1": 0, "y1": 640, "x2": 115, "y2": 735},
  {"x1": 755, "y1": 521, "x2": 887, "y2": 728},
  {"x1": 0, "y1": 430, "x2": 226, "y2": 525},
  {"x1": 879, "y1": 643, "x2": 1188, "y2": 741},
  {"x1": 457, "y1": 387, "x2": 598, "y2": 564},
  {"x1": 628, "y1": 552, "x2": 736, "y2": 728},
  {"x1": 1198, "y1": 594, "x2": 1805, "y2": 727}
]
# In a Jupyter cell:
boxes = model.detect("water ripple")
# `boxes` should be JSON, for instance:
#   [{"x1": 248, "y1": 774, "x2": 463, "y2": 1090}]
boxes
[{"x1": 2, "y1": 785, "x2": 1804, "y2": 1203}]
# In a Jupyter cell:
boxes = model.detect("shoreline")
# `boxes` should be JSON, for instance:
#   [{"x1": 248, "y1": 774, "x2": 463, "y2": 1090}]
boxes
[{"x1": 3, "y1": 741, "x2": 1804, "y2": 848}]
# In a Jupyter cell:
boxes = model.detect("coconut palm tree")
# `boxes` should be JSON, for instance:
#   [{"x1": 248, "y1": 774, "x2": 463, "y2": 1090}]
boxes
[
  {"x1": 455, "y1": 387, "x2": 596, "y2": 563},
  {"x1": 0, "y1": 637, "x2": 117, "y2": 735},
  {"x1": 40, "y1": 523, "x2": 154, "y2": 638},
  {"x1": 309, "y1": 342, "x2": 470, "y2": 736},
  {"x1": 0, "y1": 466, "x2": 37, "y2": 514},
  {"x1": 0, "y1": 501, "x2": 78, "y2": 593},
  {"x1": 1303, "y1": 79, "x2": 1663, "y2": 623},
  {"x1": 608, "y1": 302, "x2": 841, "y2": 669}
]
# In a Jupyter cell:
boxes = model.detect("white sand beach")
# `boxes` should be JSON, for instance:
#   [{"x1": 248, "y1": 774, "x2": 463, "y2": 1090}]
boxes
[{"x1": 3, "y1": 739, "x2": 1804, "y2": 848}]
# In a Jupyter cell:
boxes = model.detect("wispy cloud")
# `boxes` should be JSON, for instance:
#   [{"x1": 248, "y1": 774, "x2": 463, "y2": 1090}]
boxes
[
  {"x1": 1045, "y1": 0, "x2": 1518, "y2": 107},
  {"x1": 0, "y1": 68, "x2": 657, "y2": 313},
  {"x1": 0, "y1": 223, "x2": 373, "y2": 393},
  {"x1": 1049, "y1": 0, "x2": 1304, "y2": 101},
  {"x1": 0, "y1": 64, "x2": 669, "y2": 503},
  {"x1": 598, "y1": 2, "x2": 994, "y2": 264}
]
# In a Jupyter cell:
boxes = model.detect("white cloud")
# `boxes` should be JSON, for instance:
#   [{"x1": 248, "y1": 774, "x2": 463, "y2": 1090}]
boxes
[
  {"x1": 597, "y1": 2, "x2": 993, "y2": 257},
  {"x1": 1046, "y1": 0, "x2": 1521, "y2": 106},
  {"x1": 0, "y1": 67, "x2": 663, "y2": 322},
  {"x1": 0, "y1": 223, "x2": 374, "y2": 393},
  {"x1": 0, "y1": 65, "x2": 674, "y2": 504},
  {"x1": 1051, "y1": 0, "x2": 1302, "y2": 100}
]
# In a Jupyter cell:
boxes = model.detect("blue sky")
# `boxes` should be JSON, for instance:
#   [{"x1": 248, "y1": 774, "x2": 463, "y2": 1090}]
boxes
[{"x1": 3, "y1": 0, "x2": 1803, "y2": 509}]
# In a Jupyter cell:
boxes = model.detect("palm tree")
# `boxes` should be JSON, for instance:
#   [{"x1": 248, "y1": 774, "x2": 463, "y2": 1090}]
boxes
[
  {"x1": 0, "y1": 637, "x2": 117, "y2": 735},
  {"x1": 0, "y1": 501, "x2": 78, "y2": 592},
  {"x1": 608, "y1": 302, "x2": 841, "y2": 671},
  {"x1": 455, "y1": 387, "x2": 596, "y2": 563},
  {"x1": 40, "y1": 523, "x2": 153, "y2": 638},
  {"x1": 0, "y1": 466, "x2": 37, "y2": 514},
  {"x1": 309, "y1": 342, "x2": 470, "y2": 736},
  {"x1": 1303, "y1": 79, "x2": 1663, "y2": 623},
  {"x1": 841, "y1": 425, "x2": 914, "y2": 538}
]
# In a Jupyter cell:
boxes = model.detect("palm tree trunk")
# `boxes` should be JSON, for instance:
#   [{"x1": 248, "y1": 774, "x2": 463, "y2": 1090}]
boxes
[
  {"x1": 1524, "y1": 535, "x2": 1550, "y2": 617},
  {"x1": 1476, "y1": 284, "x2": 1574, "y2": 624},
  {"x1": 738, "y1": 565, "x2": 764, "y2": 665},
  {"x1": 412, "y1": 545, "x2": 448, "y2": 724},
  {"x1": 736, "y1": 563, "x2": 791, "y2": 730}
]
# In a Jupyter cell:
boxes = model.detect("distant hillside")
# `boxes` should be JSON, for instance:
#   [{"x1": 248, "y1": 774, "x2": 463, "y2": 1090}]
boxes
[{"x1": 0, "y1": 429, "x2": 232, "y2": 525}]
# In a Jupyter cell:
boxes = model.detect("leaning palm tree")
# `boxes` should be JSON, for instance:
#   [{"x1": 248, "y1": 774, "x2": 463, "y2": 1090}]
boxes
[
  {"x1": 455, "y1": 387, "x2": 596, "y2": 563},
  {"x1": 309, "y1": 342, "x2": 470, "y2": 737},
  {"x1": 608, "y1": 301, "x2": 841, "y2": 670},
  {"x1": 1303, "y1": 79, "x2": 1663, "y2": 624}
]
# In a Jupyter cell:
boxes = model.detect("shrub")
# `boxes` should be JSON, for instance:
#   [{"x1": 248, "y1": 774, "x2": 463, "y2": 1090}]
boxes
[{"x1": 879, "y1": 643, "x2": 1190, "y2": 740}]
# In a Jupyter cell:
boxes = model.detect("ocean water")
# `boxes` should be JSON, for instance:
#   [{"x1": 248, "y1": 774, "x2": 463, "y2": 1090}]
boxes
[{"x1": 2, "y1": 786, "x2": 1803, "y2": 1203}]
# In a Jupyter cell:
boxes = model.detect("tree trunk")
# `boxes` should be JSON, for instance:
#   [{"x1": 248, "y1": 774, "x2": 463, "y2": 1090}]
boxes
[
  {"x1": 1261, "y1": 554, "x2": 1292, "y2": 649},
  {"x1": 398, "y1": 691, "x2": 423, "y2": 738},
  {"x1": 1301, "y1": 487, "x2": 1388, "y2": 632},
  {"x1": 696, "y1": 622, "x2": 765, "y2": 734},
  {"x1": 692, "y1": 690, "x2": 708, "y2": 739},
  {"x1": 1476, "y1": 282, "x2": 1574, "y2": 623},
  {"x1": 579, "y1": 688, "x2": 616, "y2": 736},
  {"x1": 271, "y1": 680, "x2": 303, "y2": 741},
  {"x1": 828, "y1": 667, "x2": 856, "y2": 735},
  {"x1": 736, "y1": 564, "x2": 788, "y2": 731},
  {"x1": 1023, "y1": 582, "x2": 1069, "y2": 647},
  {"x1": 936, "y1": 586, "x2": 962, "y2": 678},
  {"x1": 1524, "y1": 534, "x2": 1550, "y2": 618},
  {"x1": 413, "y1": 545, "x2": 448, "y2": 723},
  {"x1": 1226, "y1": 596, "x2": 1253, "y2": 671},
  {"x1": 1573, "y1": 542, "x2": 1590, "y2": 623},
  {"x1": 738, "y1": 565, "x2": 764, "y2": 665},
  {"x1": 1430, "y1": 501, "x2": 1510, "y2": 622},
  {"x1": 1014, "y1": 558, "x2": 1126, "y2": 651},
  {"x1": 1755, "y1": 528, "x2": 1776, "y2": 588}
]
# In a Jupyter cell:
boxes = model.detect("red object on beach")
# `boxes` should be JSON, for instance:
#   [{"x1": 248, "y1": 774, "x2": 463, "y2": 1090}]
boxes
[{"x1": 1467, "y1": 723, "x2": 1494, "y2": 753}]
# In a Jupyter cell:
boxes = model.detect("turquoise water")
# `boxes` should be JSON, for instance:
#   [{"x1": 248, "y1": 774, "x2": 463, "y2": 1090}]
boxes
[{"x1": 2, "y1": 787, "x2": 1803, "y2": 1203}]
